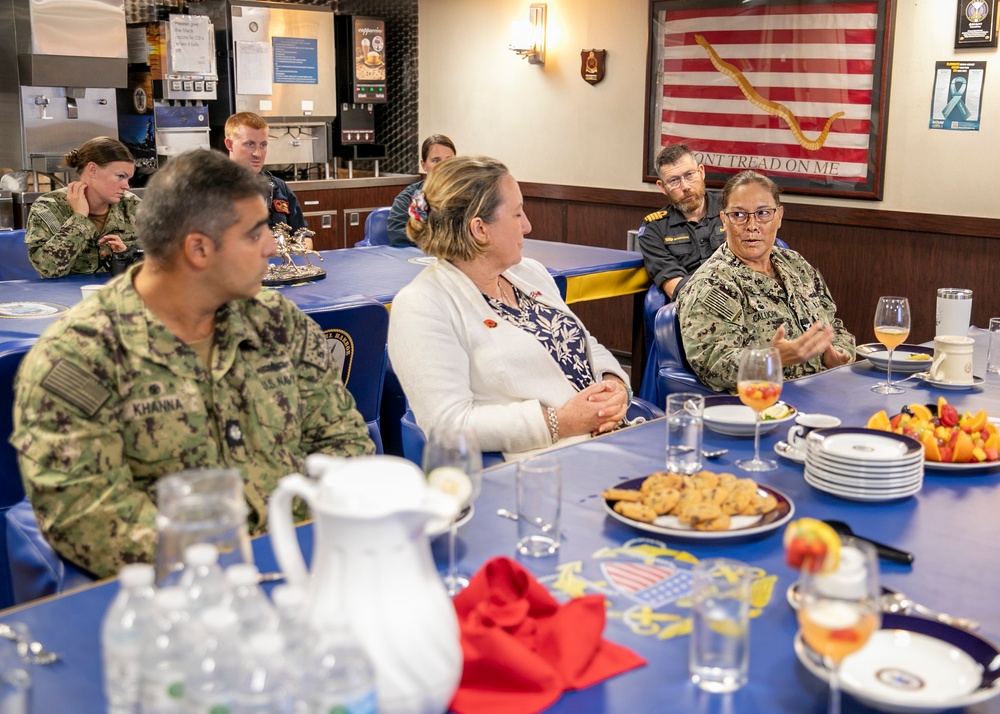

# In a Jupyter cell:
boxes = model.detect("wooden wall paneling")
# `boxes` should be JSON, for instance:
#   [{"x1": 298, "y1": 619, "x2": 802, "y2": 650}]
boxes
[
  {"x1": 782, "y1": 220, "x2": 1000, "y2": 345},
  {"x1": 566, "y1": 202, "x2": 647, "y2": 251},
  {"x1": 523, "y1": 197, "x2": 566, "y2": 243}
]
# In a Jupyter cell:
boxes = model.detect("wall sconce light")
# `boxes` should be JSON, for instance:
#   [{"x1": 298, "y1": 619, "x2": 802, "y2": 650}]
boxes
[{"x1": 509, "y1": 3, "x2": 546, "y2": 65}]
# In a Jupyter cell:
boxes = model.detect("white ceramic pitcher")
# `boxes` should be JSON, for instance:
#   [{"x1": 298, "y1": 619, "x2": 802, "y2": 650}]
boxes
[{"x1": 269, "y1": 454, "x2": 463, "y2": 714}]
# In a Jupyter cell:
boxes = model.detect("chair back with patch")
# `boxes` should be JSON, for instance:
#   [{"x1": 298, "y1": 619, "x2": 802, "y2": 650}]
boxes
[{"x1": 304, "y1": 296, "x2": 389, "y2": 452}]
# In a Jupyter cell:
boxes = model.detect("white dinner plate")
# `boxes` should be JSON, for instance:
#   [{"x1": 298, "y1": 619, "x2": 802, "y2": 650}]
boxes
[
  {"x1": 806, "y1": 450, "x2": 925, "y2": 477},
  {"x1": 857, "y1": 343, "x2": 935, "y2": 374},
  {"x1": 602, "y1": 477, "x2": 794, "y2": 540},
  {"x1": 426, "y1": 504, "x2": 474, "y2": 539},
  {"x1": 804, "y1": 466, "x2": 922, "y2": 493},
  {"x1": 804, "y1": 470, "x2": 921, "y2": 502},
  {"x1": 702, "y1": 395, "x2": 797, "y2": 437},
  {"x1": 807, "y1": 428, "x2": 923, "y2": 462},
  {"x1": 795, "y1": 613, "x2": 1000, "y2": 713}
]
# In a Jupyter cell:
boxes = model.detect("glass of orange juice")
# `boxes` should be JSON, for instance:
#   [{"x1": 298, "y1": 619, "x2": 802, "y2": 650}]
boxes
[
  {"x1": 797, "y1": 536, "x2": 881, "y2": 714},
  {"x1": 736, "y1": 346, "x2": 782, "y2": 472},
  {"x1": 871, "y1": 296, "x2": 911, "y2": 395}
]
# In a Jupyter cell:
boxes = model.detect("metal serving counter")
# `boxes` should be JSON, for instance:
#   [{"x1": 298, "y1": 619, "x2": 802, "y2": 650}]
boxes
[{"x1": 286, "y1": 173, "x2": 417, "y2": 191}]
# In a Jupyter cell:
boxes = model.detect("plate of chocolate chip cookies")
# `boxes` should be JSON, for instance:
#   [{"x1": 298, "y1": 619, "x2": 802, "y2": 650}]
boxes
[{"x1": 601, "y1": 470, "x2": 794, "y2": 540}]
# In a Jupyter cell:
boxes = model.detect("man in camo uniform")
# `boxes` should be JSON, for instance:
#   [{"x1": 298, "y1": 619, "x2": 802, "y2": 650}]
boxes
[
  {"x1": 677, "y1": 170, "x2": 853, "y2": 392},
  {"x1": 11, "y1": 150, "x2": 374, "y2": 579}
]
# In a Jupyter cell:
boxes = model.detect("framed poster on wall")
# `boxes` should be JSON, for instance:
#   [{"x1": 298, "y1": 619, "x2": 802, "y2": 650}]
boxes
[{"x1": 643, "y1": 0, "x2": 897, "y2": 200}]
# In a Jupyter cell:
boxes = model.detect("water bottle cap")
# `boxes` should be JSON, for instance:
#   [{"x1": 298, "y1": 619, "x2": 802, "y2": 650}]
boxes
[
  {"x1": 225, "y1": 562, "x2": 261, "y2": 586},
  {"x1": 118, "y1": 563, "x2": 155, "y2": 588},
  {"x1": 183, "y1": 543, "x2": 220, "y2": 566}
]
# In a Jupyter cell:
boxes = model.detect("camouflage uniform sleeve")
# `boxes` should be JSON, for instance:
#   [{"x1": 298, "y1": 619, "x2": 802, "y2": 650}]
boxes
[
  {"x1": 293, "y1": 309, "x2": 376, "y2": 457},
  {"x1": 10, "y1": 329, "x2": 157, "y2": 579},
  {"x1": 25, "y1": 193, "x2": 98, "y2": 279},
  {"x1": 113, "y1": 192, "x2": 143, "y2": 248},
  {"x1": 676, "y1": 267, "x2": 746, "y2": 393}
]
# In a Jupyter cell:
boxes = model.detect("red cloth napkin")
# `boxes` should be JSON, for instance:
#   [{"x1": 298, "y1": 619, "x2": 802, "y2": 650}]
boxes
[{"x1": 450, "y1": 556, "x2": 646, "y2": 714}]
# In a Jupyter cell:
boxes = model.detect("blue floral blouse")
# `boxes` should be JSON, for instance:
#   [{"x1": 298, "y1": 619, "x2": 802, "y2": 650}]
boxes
[{"x1": 484, "y1": 285, "x2": 595, "y2": 392}]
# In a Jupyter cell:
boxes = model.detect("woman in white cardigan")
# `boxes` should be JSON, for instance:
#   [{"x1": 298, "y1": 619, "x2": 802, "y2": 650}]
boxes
[{"x1": 388, "y1": 156, "x2": 630, "y2": 459}]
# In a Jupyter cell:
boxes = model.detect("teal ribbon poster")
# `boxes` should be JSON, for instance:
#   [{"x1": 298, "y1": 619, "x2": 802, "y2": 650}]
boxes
[{"x1": 930, "y1": 60, "x2": 986, "y2": 130}]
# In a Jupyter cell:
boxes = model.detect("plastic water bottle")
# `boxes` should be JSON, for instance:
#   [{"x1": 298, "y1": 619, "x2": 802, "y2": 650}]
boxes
[
  {"x1": 223, "y1": 564, "x2": 278, "y2": 636},
  {"x1": 302, "y1": 627, "x2": 377, "y2": 714},
  {"x1": 140, "y1": 587, "x2": 192, "y2": 713},
  {"x1": 186, "y1": 607, "x2": 242, "y2": 713},
  {"x1": 101, "y1": 563, "x2": 156, "y2": 714},
  {"x1": 234, "y1": 631, "x2": 292, "y2": 713},
  {"x1": 271, "y1": 584, "x2": 309, "y2": 705},
  {"x1": 179, "y1": 543, "x2": 229, "y2": 613}
]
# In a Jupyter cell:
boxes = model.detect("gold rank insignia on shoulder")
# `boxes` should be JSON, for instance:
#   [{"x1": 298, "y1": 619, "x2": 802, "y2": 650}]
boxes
[{"x1": 643, "y1": 210, "x2": 667, "y2": 222}]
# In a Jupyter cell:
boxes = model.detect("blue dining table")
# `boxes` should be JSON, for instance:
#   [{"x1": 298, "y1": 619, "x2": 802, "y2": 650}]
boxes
[
  {"x1": 0, "y1": 239, "x2": 646, "y2": 341},
  {"x1": 3, "y1": 329, "x2": 999, "y2": 713}
]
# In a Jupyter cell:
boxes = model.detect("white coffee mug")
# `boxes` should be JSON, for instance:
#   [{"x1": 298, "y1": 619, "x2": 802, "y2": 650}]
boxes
[
  {"x1": 787, "y1": 413, "x2": 842, "y2": 453},
  {"x1": 929, "y1": 335, "x2": 975, "y2": 384}
]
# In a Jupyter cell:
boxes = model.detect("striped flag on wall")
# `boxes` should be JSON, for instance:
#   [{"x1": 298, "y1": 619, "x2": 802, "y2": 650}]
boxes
[{"x1": 653, "y1": 1, "x2": 882, "y2": 188}]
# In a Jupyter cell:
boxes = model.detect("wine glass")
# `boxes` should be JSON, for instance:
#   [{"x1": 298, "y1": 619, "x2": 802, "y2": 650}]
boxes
[
  {"x1": 736, "y1": 346, "x2": 782, "y2": 472},
  {"x1": 871, "y1": 297, "x2": 911, "y2": 394},
  {"x1": 423, "y1": 424, "x2": 483, "y2": 597},
  {"x1": 797, "y1": 537, "x2": 881, "y2": 714}
]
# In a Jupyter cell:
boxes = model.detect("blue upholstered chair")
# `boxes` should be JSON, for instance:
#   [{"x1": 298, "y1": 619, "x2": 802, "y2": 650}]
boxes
[
  {"x1": 654, "y1": 302, "x2": 715, "y2": 399},
  {"x1": 6, "y1": 498, "x2": 94, "y2": 603},
  {"x1": 304, "y1": 296, "x2": 390, "y2": 453},
  {"x1": 0, "y1": 338, "x2": 38, "y2": 608},
  {"x1": 354, "y1": 207, "x2": 392, "y2": 247},
  {"x1": 0, "y1": 230, "x2": 41, "y2": 281},
  {"x1": 638, "y1": 285, "x2": 668, "y2": 405},
  {"x1": 399, "y1": 397, "x2": 664, "y2": 469}
]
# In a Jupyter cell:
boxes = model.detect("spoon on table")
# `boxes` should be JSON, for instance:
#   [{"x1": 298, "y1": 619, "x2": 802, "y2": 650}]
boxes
[
  {"x1": 0, "y1": 623, "x2": 60, "y2": 665},
  {"x1": 823, "y1": 520, "x2": 914, "y2": 565},
  {"x1": 675, "y1": 446, "x2": 729, "y2": 459},
  {"x1": 880, "y1": 591, "x2": 981, "y2": 631}
]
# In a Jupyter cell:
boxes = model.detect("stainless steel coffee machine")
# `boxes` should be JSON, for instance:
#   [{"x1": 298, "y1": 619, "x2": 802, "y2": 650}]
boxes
[{"x1": 0, "y1": 0, "x2": 128, "y2": 183}]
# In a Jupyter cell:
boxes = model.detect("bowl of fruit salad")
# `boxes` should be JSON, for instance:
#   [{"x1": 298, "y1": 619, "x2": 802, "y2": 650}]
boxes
[{"x1": 866, "y1": 397, "x2": 1000, "y2": 470}]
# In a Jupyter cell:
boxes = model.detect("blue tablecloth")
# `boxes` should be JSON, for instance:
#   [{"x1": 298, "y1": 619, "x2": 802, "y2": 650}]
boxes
[
  {"x1": 0, "y1": 240, "x2": 646, "y2": 347},
  {"x1": 4, "y1": 330, "x2": 1000, "y2": 713}
]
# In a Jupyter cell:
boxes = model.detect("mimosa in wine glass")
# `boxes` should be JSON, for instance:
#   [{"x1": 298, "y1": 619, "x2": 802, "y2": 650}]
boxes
[
  {"x1": 736, "y1": 346, "x2": 782, "y2": 472},
  {"x1": 871, "y1": 296, "x2": 911, "y2": 395},
  {"x1": 797, "y1": 535, "x2": 881, "y2": 714},
  {"x1": 423, "y1": 424, "x2": 483, "y2": 597}
]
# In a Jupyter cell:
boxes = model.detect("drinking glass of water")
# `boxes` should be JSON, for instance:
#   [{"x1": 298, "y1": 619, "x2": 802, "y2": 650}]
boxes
[{"x1": 665, "y1": 393, "x2": 704, "y2": 474}]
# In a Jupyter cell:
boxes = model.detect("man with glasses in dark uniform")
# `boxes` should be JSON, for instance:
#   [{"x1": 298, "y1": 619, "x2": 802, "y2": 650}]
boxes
[
  {"x1": 637, "y1": 144, "x2": 726, "y2": 300},
  {"x1": 224, "y1": 112, "x2": 307, "y2": 231}
]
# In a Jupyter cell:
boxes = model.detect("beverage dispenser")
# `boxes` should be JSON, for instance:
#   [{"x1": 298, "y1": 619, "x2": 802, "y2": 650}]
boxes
[
  {"x1": 0, "y1": 0, "x2": 127, "y2": 184},
  {"x1": 333, "y1": 15, "x2": 387, "y2": 173},
  {"x1": 118, "y1": 13, "x2": 217, "y2": 183},
  {"x1": 190, "y1": 0, "x2": 336, "y2": 176}
]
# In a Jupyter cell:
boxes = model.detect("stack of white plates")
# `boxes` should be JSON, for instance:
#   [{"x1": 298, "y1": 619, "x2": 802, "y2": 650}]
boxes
[{"x1": 804, "y1": 427, "x2": 924, "y2": 501}]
